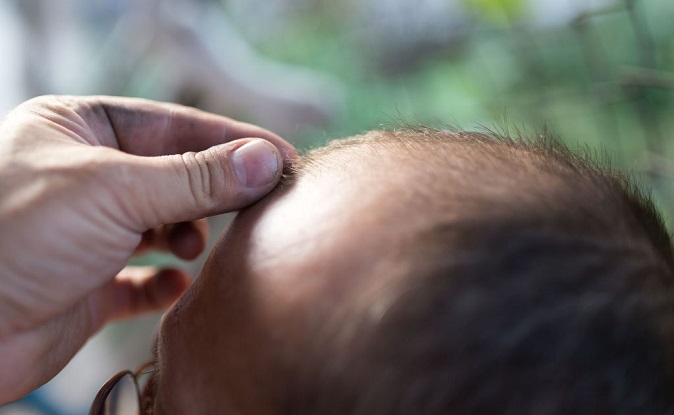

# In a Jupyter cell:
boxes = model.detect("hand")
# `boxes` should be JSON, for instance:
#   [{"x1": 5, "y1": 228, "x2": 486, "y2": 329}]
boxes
[{"x1": 0, "y1": 95, "x2": 296, "y2": 403}]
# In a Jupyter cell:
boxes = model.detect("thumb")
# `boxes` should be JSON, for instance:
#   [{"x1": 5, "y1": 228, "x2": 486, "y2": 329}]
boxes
[{"x1": 120, "y1": 138, "x2": 283, "y2": 229}]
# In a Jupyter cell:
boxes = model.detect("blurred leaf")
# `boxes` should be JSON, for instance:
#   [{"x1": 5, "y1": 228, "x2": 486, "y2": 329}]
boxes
[{"x1": 463, "y1": 0, "x2": 527, "y2": 25}]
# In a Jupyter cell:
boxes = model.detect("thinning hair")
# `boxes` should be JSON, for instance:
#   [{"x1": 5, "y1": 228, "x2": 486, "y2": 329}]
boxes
[{"x1": 281, "y1": 128, "x2": 674, "y2": 414}]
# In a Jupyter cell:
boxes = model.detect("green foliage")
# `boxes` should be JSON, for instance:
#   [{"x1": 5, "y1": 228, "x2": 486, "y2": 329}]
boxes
[
  {"x1": 463, "y1": 0, "x2": 526, "y2": 25},
  {"x1": 222, "y1": 0, "x2": 674, "y2": 226}
]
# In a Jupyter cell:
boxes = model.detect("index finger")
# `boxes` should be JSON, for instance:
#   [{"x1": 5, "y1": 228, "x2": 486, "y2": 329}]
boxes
[{"x1": 48, "y1": 95, "x2": 297, "y2": 161}]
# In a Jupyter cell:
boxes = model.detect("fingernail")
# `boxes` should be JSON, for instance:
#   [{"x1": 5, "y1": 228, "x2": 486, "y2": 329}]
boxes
[{"x1": 232, "y1": 140, "x2": 280, "y2": 188}]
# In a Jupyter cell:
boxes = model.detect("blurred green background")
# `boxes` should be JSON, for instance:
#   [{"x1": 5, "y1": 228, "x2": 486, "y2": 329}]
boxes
[
  {"x1": 224, "y1": 0, "x2": 674, "y2": 219},
  {"x1": 3, "y1": 0, "x2": 674, "y2": 413},
  {"x1": 5, "y1": 0, "x2": 673, "y2": 219}
]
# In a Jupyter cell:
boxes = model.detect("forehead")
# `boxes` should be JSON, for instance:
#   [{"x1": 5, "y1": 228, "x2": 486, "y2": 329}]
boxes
[
  {"x1": 211, "y1": 142, "x2": 439, "y2": 319},
  {"x1": 238, "y1": 146, "x2": 415, "y2": 277},
  {"x1": 237, "y1": 134, "x2": 488, "y2": 270}
]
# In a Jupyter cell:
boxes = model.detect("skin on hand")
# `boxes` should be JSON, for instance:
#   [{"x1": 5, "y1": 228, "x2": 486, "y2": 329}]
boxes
[{"x1": 0, "y1": 95, "x2": 296, "y2": 404}]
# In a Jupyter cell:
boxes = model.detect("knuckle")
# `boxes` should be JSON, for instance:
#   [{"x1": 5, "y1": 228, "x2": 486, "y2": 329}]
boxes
[{"x1": 179, "y1": 150, "x2": 222, "y2": 210}]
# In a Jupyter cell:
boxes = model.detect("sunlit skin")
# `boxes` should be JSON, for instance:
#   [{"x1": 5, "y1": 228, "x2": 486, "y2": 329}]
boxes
[
  {"x1": 143, "y1": 131, "x2": 674, "y2": 414},
  {"x1": 152, "y1": 145, "x2": 428, "y2": 413}
]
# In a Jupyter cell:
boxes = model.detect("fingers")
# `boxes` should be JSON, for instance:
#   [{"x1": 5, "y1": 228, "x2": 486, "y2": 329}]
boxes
[
  {"x1": 118, "y1": 137, "x2": 283, "y2": 228},
  {"x1": 136, "y1": 220, "x2": 209, "y2": 260},
  {"x1": 167, "y1": 220, "x2": 208, "y2": 259},
  {"x1": 50, "y1": 95, "x2": 297, "y2": 162},
  {"x1": 19, "y1": 95, "x2": 293, "y2": 230},
  {"x1": 87, "y1": 267, "x2": 191, "y2": 332},
  {"x1": 0, "y1": 266, "x2": 190, "y2": 403},
  {"x1": 0, "y1": 265, "x2": 189, "y2": 403}
]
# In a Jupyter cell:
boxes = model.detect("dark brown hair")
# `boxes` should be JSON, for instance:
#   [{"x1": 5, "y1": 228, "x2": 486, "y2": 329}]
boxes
[{"x1": 285, "y1": 128, "x2": 674, "y2": 414}]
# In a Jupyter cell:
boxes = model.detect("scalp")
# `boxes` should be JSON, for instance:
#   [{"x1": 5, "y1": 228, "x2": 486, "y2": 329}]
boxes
[{"x1": 281, "y1": 127, "x2": 674, "y2": 414}]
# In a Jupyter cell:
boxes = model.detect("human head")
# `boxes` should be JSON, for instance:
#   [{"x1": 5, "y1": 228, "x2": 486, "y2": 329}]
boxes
[{"x1": 152, "y1": 128, "x2": 674, "y2": 414}]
